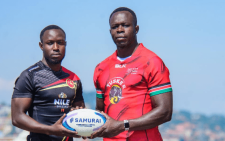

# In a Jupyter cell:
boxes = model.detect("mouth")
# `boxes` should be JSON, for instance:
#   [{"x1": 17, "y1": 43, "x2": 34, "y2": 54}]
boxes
[
  {"x1": 51, "y1": 54, "x2": 61, "y2": 57},
  {"x1": 116, "y1": 37, "x2": 126, "y2": 41}
]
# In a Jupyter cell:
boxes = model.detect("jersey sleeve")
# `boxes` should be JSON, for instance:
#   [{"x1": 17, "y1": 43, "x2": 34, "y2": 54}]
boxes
[
  {"x1": 12, "y1": 70, "x2": 34, "y2": 99},
  {"x1": 146, "y1": 56, "x2": 172, "y2": 97},
  {"x1": 93, "y1": 65, "x2": 104, "y2": 99},
  {"x1": 73, "y1": 80, "x2": 84, "y2": 102}
]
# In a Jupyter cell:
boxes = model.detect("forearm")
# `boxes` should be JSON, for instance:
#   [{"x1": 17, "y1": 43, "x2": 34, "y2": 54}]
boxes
[
  {"x1": 128, "y1": 92, "x2": 173, "y2": 131},
  {"x1": 128, "y1": 106, "x2": 172, "y2": 131},
  {"x1": 96, "y1": 98, "x2": 104, "y2": 111},
  {"x1": 12, "y1": 113, "x2": 52, "y2": 135}
]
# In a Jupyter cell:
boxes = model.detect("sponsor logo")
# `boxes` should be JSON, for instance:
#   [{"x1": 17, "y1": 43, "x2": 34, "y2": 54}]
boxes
[
  {"x1": 58, "y1": 92, "x2": 67, "y2": 98},
  {"x1": 54, "y1": 92, "x2": 70, "y2": 109},
  {"x1": 107, "y1": 77, "x2": 125, "y2": 104},
  {"x1": 109, "y1": 85, "x2": 123, "y2": 104},
  {"x1": 115, "y1": 64, "x2": 126, "y2": 68},
  {"x1": 70, "y1": 117, "x2": 102, "y2": 123},
  {"x1": 66, "y1": 79, "x2": 75, "y2": 88},
  {"x1": 107, "y1": 77, "x2": 126, "y2": 89},
  {"x1": 54, "y1": 99, "x2": 70, "y2": 107},
  {"x1": 126, "y1": 68, "x2": 138, "y2": 75}
]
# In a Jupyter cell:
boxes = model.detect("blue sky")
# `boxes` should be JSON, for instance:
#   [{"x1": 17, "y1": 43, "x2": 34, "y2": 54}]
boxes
[{"x1": 0, "y1": 0, "x2": 224, "y2": 115}]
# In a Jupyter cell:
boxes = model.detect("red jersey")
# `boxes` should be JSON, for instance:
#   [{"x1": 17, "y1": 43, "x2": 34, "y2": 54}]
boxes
[{"x1": 93, "y1": 43, "x2": 172, "y2": 141}]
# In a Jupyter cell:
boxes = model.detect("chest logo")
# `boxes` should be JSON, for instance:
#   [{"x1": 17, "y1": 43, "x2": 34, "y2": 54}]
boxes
[
  {"x1": 107, "y1": 77, "x2": 125, "y2": 104},
  {"x1": 66, "y1": 79, "x2": 75, "y2": 88},
  {"x1": 115, "y1": 64, "x2": 126, "y2": 68},
  {"x1": 58, "y1": 92, "x2": 67, "y2": 98},
  {"x1": 126, "y1": 68, "x2": 138, "y2": 75},
  {"x1": 54, "y1": 92, "x2": 70, "y2": 109}
]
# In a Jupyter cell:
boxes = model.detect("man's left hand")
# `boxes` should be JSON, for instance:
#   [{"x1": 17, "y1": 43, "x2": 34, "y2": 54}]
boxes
[{"x1": 90, "y1": 112, "x2": 124, "y2": 139}]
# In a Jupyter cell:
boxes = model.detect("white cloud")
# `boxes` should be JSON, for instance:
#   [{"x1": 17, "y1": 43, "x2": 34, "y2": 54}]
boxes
[{"x1": 0, "y1": 78, "x2": 15, "y2": 90}]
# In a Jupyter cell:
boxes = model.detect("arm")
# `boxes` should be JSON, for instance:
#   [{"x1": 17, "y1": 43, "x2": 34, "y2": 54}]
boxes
[
  {"x1": 91, "y1": 56, "x2": 173, "y2": 138},
  {"x1": 91, "y1": 92, "x2": 172, "y2": 138},
  {"x1": 11, "y1": 98, "x2": 80, "y2": 137},
  {"x1": 96, "y1": 98, "x2": 104, "y2": 111},
  {"x1": 72, "y1": 100, "x2": 85, "y2": 108},
  {"x1": 71, "y1": 80, "x2": 85, "y2": 109},
  {"x1": 129, "y1": 91, "x2": 172, "y2": 130}
]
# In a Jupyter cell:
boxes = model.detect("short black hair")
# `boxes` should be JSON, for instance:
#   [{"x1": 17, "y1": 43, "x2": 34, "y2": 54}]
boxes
[
  {"x1": 40, "y1": 25, "x2": 66, "y2": 43},
  {"x1": 109, "y1": 7, "x2": 137, "y2": 26}
]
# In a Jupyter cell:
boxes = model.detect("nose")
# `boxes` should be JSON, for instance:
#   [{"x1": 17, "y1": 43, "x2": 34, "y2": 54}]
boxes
[
  {"x1": 52, "y1": 42, "x2": 59, "y2": 51},
  {"x1": 117, "y1": 25, "x2": 124, "y2": 33}
]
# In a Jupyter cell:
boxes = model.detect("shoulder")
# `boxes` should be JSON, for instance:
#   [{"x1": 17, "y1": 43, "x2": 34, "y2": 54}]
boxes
[
  {"x1": 19, "y1": 62, "x2": 41, "y2": 78},
  {"x1": 140, "y1": 44, "x2": 160, "y2": 59},
  {"x1": 137, "y1": 44, "x2": 167, "y2": 72},
  {"x1": 95, "y1": 53, "x2": 114, "y2": 71},
  {"x1": 61, "y1": 67, "x2": 80, "y2": 81},
  {"x1": 14, "y1": 62, "x2": 41, "y2": 87},
  {"x1": 93, "y1": 53, "x2": 114, "y2": 81},
  {"x1": 139, "y1": 44, "x2": 165, "y2": 64}
]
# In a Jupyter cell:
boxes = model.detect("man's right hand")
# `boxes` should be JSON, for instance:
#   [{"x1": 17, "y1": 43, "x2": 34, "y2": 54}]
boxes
[{"x1": 48, "y1": 113, "x2": 81, "y2": 138}]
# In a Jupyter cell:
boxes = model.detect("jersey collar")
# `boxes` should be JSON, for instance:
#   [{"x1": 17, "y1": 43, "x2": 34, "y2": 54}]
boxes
[
  {"x1": 38, "y1": 61, "x2": 63, "y2": 75},
  {"x1": 112, "y1": 43, "x2": 144, "y2": 63}
]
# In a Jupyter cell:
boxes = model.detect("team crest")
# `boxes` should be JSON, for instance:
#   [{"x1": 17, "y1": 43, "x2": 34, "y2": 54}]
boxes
[
  {"x1": 58, "y1": 92, "x2": 67, "y2": 98},
  {"x1": 107, "y1": 77, "x2": 126, "y2": 104},
  {"x1": 66, "y1": 78, "x2": 75, "y2": 88}
]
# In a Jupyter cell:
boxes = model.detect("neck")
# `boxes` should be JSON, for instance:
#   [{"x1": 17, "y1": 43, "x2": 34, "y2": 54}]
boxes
[
  {"x1": 41, "y1": 58, "x2": 61, "y2": 72},
  {"x1": 117, "y1": 41, "x2": 139, "y2": 58}
]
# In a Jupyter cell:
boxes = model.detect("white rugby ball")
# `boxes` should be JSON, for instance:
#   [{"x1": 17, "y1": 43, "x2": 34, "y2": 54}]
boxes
[{"x1": 62, "y1": 109, "x2": 106, "y2": 136}]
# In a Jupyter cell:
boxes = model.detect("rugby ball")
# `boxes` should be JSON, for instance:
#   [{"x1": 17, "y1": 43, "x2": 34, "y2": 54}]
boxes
[{"x1": 62, "y1": 109, "x2": 106, "y2": 136}]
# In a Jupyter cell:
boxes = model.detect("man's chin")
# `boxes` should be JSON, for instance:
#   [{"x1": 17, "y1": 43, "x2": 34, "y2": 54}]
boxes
[
  {"x1": 46, "y1": 58, "x2": 62, "y2": 65},
  {"x1": 116, "y1": 42, "x2": 127, "y2": 48}
]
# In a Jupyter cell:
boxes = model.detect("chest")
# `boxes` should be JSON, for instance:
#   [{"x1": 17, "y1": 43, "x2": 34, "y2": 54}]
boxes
[
  {"x1": 99, "y1": 60, "x2": 148, "y2": 92},
  {"x1": 32, "y1": 70, "x2": 77, "y2": 104}
]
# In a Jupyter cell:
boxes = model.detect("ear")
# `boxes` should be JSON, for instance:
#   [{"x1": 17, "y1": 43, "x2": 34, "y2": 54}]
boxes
[
  {"x1": 135, "y1": 25, "x2": 139, "y2": 34},
  {"x1": 39, "y1": 42, "x2": 43, "y2": 50}
]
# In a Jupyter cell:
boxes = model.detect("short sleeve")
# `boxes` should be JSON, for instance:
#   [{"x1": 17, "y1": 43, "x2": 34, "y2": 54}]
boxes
[
  {"x1": 93, "y1": 65, "x2": 104, "y2": 99},
  {"x1": 12, "y1": 70, "x2": 34, "y2": 99},
  {"x1": 146, "y1": 56, "x2": 172, "y2": 96},
  {"x1": 73, "y1": 80, "x2": 84, "y2": 102}
]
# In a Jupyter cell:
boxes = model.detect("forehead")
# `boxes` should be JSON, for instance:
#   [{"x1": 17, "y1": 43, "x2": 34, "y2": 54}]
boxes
[
  {"x1": 42, "y1": 29, "x2": 65, "y2": 40},
  {"x1": 110, "y1": 11, "x2": 134, "y2": 24}
]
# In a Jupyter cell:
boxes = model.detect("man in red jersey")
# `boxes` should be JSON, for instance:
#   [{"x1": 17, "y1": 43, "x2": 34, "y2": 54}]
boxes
[{"x1": 92, "y1": 7, "x2": 173, "y2": 141}]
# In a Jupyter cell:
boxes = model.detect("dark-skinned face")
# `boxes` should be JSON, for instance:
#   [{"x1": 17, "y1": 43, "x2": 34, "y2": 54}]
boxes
[
  {"x1": 39, "y1": 29, "x2": 66, "y2": 65},
  {"x1": 110, "y1": 11, "x2": 138, "y2": 48}
]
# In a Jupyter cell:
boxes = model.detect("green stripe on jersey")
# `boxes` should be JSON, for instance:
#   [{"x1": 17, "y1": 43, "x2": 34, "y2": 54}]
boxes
[
  {"x1": 150, "y1": 88, "x2": 172, "y2": 97},
  {"x1": 96, "y1": 93, "x2": 104, "y2": 99}
]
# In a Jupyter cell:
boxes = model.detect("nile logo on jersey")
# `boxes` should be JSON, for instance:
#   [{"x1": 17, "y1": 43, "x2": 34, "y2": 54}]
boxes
[
  {"x1": 107, "y1": 77, "x2": 125, "y2": 104},
  {"x1": 58, "y1": 92, "x2": 67, "y2": 98},
  {"x1": 54, "y1": 92, "x2": 70, "y2": 108}
]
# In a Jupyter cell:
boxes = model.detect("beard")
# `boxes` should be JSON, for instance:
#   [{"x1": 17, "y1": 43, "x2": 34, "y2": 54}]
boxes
[{"x1": 44, "y1": 55, "x2": 64, "y2": 65}]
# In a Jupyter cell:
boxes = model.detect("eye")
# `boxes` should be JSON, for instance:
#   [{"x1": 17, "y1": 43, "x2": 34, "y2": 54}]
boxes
[
  {"x1": 111, "y1": 25, "x2": 118, "y2": 29},
  {"x1": 57, "y1": 40, "x2": 66, "y2": 45},
  {"x1": 123, "y1": 25, "x2": 129, "y2": 27},
  {"x1": 46, "y1": 41, "x2": 54, "y2": 45}
]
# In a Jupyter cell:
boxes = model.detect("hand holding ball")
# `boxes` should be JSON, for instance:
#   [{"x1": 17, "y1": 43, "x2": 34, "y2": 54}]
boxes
[{"x1": 62, "y1": 109, "x2": 106, "y2": 136}]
